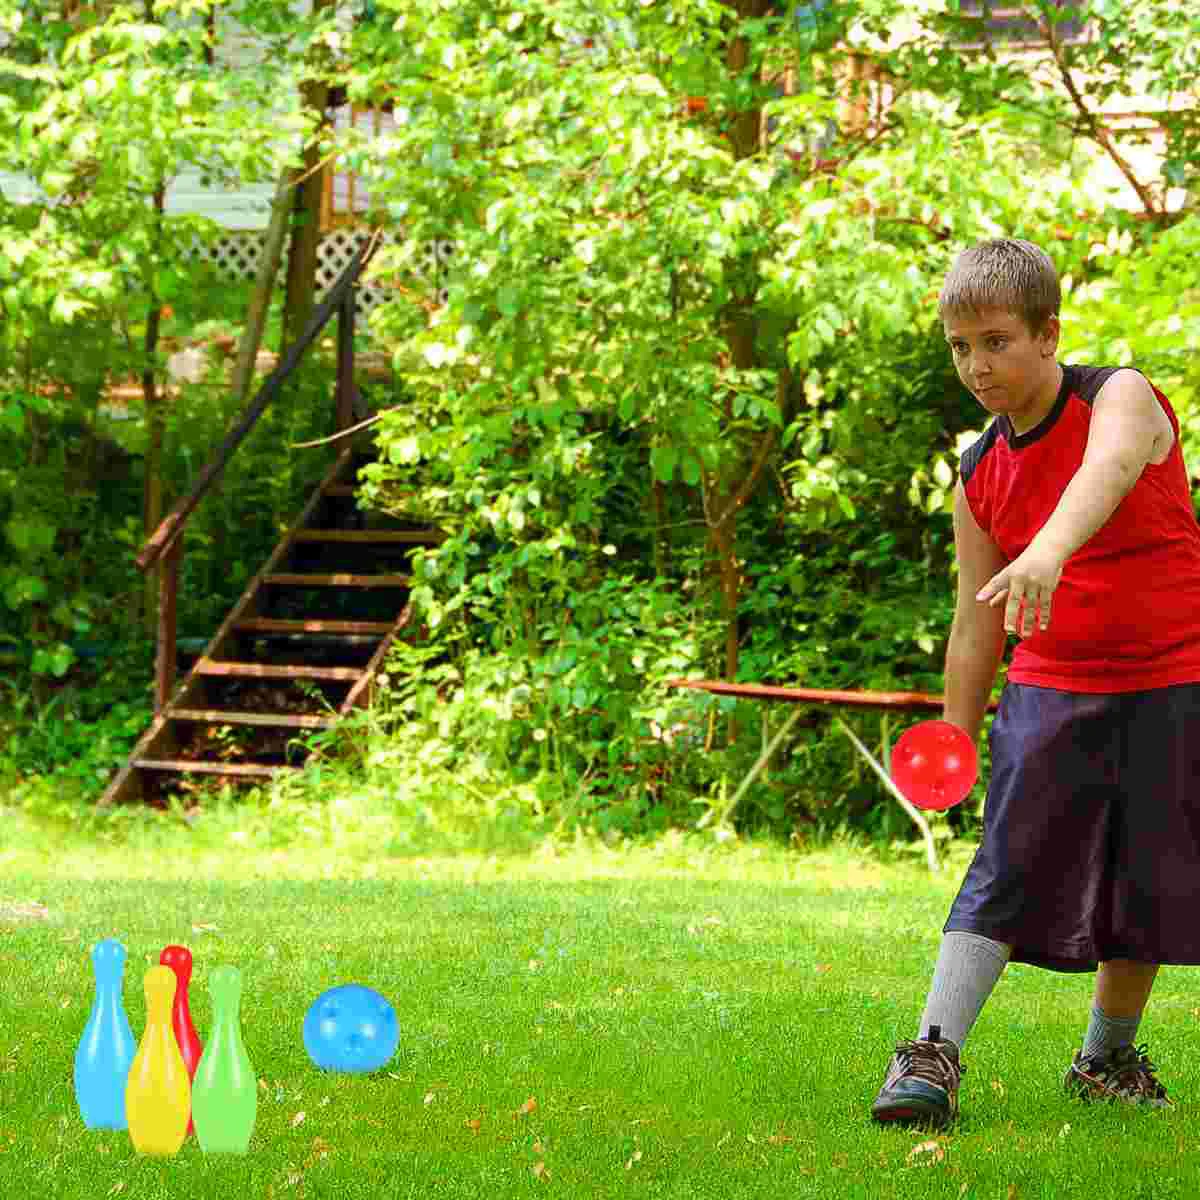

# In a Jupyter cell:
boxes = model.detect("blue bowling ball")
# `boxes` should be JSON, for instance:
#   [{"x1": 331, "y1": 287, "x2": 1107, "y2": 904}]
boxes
[{"x1": 303, "y1": 984, "x2": 399, "y2": 1073}]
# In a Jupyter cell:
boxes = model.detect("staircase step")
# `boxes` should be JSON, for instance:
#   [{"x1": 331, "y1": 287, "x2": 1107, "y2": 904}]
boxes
[
  {"x1": 292, "y1": 529, "x2": 444, "y2": 545},
  {"x1": 263, "y1": 573, "x2": 412, "y2": 588},
  {"x1": 134, "y1": 759, "x2": 294, "y2": 779},
  {"x1": 169, "y1": 708, "x2": 338, "y2": 730},
  {"x1": 234, "y1": 618, "x2": 395, "y2": 636},
  {"x1": 194, "y1": 659, "x2": 364, "y2": 682}
]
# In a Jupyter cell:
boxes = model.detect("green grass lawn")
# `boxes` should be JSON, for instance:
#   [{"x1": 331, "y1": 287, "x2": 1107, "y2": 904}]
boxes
[{"x1": 1, "y1": 813, "x2": 1196, "y2": 1199}]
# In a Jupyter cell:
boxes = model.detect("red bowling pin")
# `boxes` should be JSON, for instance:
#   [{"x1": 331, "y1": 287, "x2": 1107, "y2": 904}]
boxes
[{"x1": 160, "y1": 945, "x2": 203, "y2": 1136}]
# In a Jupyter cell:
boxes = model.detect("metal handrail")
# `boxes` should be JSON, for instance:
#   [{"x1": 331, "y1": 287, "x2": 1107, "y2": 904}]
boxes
[
  {"x1": 136, "y1": 229, "x2": 382, "y2": 573},
  {"x1": 135, "y1": 227, "x2": 383, "y2": 711}
]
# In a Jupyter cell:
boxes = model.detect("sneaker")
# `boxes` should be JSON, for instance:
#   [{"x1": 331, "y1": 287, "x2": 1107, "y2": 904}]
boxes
[
  {"x1": 871, "y1": 1024, "x2": 965, "y2": 1128},
  {"x1": 1063, "y1": 1043, "x2": 1172, "y2": 1107}
]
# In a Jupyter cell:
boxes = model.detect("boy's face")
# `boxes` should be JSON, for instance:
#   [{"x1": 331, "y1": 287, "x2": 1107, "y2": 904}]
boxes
[{"x1": 943, "y1": 307, "x2": 1061, "y2": 433}]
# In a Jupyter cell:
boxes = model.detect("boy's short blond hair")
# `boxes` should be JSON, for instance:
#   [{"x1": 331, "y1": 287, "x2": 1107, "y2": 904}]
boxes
[{"x1": 938, "y1": 238, "x2": 1061, "y2": 334}]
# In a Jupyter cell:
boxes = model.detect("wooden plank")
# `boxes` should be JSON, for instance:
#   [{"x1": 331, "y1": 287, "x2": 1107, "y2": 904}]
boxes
[
  {"x1": 262, "y1": 572, "x2": 412, "y2": 588},
  {"x1": 322, "y1": 483, "x2": 417, "y2": 504},
  {"x1": 341, "y1": 603, "x2": 412, "y2": 712},
  {"x1": 99, "y1": 711, "x2": 172, "y2": 807},
  {"x1": 134, "y1": 759, "x2": 293, "y2": 779},
  {"x1": 235, "y1": 618, "x2": 394, "y2": 636},
  {"x1": 170, "y1": 709, "x2": 337, "y2": 729},
  {"x1": 291, "y1": 529, "x2": 445, "y2": 544},
  {"x1": 194, "y1": 660, "x2": 363, "y2": 682},
  {"x1": 100, "y1": 448, "x2": 367, "y2": 809},
  {"x1": 667, "y1": 679, "x2": 998, "y2": 711},
  {"x1": 189, "y1": 449, "x2": 354, "y2": 667}
]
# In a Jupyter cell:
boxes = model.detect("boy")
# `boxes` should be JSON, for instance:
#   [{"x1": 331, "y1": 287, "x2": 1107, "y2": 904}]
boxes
[{"x1": 871, "y1": 237, "x2": 1200, "y2": 1128}]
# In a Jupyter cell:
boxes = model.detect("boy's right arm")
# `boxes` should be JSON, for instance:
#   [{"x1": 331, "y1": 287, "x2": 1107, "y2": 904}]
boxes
[{"x1": 944, "y1": 481, "x2": 1008, "y2": 743}]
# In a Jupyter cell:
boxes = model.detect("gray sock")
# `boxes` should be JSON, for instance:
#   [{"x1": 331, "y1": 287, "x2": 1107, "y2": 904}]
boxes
[
  {"x1": 1080, "y1": 1005, "x2": 1141, "y2": 1061},
  {"x1": 917, "y1": 931, "x2": 1012, "y2": 1051}
]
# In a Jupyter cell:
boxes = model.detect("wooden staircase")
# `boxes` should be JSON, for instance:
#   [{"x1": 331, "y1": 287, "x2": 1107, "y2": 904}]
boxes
[{"x1": 100, "y1": 447, "x2": 443, "y2": 805}]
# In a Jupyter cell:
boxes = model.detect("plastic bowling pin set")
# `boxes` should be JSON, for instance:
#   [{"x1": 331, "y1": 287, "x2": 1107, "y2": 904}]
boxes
[{"x1": 74, "y1": 940, "x2": 257, "y2": 1156}]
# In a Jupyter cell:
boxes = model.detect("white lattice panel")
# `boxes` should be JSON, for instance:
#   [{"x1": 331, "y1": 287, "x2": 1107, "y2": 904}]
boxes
[{"x1": 188, "y1": 229, "x2": 461, "y2": 321}]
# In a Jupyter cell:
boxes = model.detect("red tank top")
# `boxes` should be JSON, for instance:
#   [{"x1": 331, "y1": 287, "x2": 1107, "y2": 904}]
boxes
[{"x1": 960, "y1": 363, "x2": 1200, "y2": 692}]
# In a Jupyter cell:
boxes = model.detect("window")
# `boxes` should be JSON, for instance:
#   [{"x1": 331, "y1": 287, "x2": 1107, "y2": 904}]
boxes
[
  {"x1": 321, "y1": 106, "x2": 395, "y2": 230},
  {"x1": 957, "y1": 1, "x2": 1088, "y2": 46}
]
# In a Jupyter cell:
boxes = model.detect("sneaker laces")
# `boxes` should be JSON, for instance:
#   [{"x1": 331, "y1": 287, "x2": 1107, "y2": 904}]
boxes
[
  {"x1": 1105, "y1": 1043, "x2": 1169, "y2": 1101},
  {"x1": 892, "y1": 1034, "x2": 964, "y2": 1091}
]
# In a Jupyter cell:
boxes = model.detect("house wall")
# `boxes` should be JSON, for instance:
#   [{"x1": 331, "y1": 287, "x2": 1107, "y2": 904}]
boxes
[{"x1": 0, "y1": 2, "x2": 308, "y2": 231}]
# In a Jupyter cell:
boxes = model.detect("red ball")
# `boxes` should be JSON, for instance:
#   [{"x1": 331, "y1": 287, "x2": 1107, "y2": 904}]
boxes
[{"x1": 891, "y1": 720, "x2": 978, "y2": 811}]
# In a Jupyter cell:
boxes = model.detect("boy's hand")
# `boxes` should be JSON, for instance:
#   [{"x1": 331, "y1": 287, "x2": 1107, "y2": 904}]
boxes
[{"x1": 975, "y1": 548, "x2": 1064, "y2": 638}]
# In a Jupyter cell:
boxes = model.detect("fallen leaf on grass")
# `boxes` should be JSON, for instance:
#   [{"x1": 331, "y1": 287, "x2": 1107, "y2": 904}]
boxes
[
  {"x1": 515, "y1": 1096, "x2": 538, "y2": 1118},
  {"x1": 907, "y1": 1139, "x2": 945, "y2": 1165},
  {"x1": 191, "y1": 922, "x2": 219, "y2": 934},
  {"x1": 625, "y1": 1149, "x2": 643, "y2": 1170},
  {"x1": 1058, "y1": 1123, "x2": 1071, "y2": 1139},
  {"x1": 767, "y1": 1132, "x2": 793, "y2": 1146},
  {"x1": 533, "y1": 1141, "x2": 546, "y2": 1154},
  {"x1": 424, "y1": 1092, "x2": 437, "y2": 1106},
  {"x1": 304, "y1": 1137, "x2": 332, "y2": 1167},
  {"x1": 465, "y1": 1118, "x2": 482, "y2": 1134},
  {"x1": 532, "y1": 1161, "x2": 550, "y2": 1181},
  {"x1": 1007, "y1": 1187, "x2": 1018, "y2": 1199},
  {"x1": 0, "y1": 901, "x2": 48, "y2": 921},
  {"x1": 291, "y1": 1111, "x2": 305, "y2": 1127},
  {"x1": 108, "y1": 1185, "x2": 125, "y2": 1196},
  {"x1": 815, "y1": 964, "x2": 832, "y2": 973}
]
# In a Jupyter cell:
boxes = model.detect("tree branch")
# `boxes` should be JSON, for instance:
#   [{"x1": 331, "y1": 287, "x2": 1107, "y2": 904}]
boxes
[
  {"x1": 1046, "y1": 20, "x2": 1161, "y2": 217},
  {"x1": 712, "y1": 369, "x2": 791, "y2": 528}
]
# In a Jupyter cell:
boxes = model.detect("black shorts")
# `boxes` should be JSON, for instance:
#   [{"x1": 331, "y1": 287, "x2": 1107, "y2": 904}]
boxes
[{"x1": 945, "y1": 681, "x2": 1200, "y2": 972}]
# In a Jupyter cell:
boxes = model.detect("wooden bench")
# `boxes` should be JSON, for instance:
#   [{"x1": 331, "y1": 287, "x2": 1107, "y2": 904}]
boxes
[{"x1": 667, "y1": 680, "x2": 997, "y2": 872}]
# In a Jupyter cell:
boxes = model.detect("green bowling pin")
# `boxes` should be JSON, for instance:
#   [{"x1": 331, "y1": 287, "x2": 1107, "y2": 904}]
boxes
[{"x1": 191, "y1": 966, "x2": 257, "y2": 1154}]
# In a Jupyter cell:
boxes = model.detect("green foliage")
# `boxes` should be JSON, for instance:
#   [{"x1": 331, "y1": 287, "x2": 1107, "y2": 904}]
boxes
[
  {"x1": 3, "y1": 0, "x2": 1200, "y2": 847},
  {"x1": 0, "y1": 0, "x2": 323, "y2": 682},
  {"x1": 1060, "y1": 215, "x2": 1200, "y2": 475},
  {"x1": 341, "y1": 0, "x2": 1123, "y2": 839},
  {"x1": 0, "y1": 642, "x2": 153, "y2": 808},
  {"x1": 0, "y1": 398, "x2": 140, "y2": 681}
]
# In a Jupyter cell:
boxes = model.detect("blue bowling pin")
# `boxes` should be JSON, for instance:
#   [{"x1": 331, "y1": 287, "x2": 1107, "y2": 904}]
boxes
[{"x1": 74, "y1": 939, "x2": 137, "y2": 1129}]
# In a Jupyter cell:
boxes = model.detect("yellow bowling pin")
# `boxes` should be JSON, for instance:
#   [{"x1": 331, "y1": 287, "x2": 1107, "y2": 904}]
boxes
[{"x1": 125, "y1": 964, "x2": 191, "y2": 1156}]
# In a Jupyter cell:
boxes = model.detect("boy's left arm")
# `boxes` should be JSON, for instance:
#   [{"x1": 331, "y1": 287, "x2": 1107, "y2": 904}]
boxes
[{"x1": 976, "y1": 369, "x2": 1173, "y2": 638}]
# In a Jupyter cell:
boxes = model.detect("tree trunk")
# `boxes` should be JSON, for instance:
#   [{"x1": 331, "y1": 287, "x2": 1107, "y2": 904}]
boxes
[
  {"x1": 283, "y1": 0, "x2": 336, "y2": 348},
  {"x1": 650, "y1": 477, "x2": 670, "y2": 579},
  {"x1": 142, "y1": 183, "x2": 167, "y2": 635},
  {"x1": 233, "y1": 170, "x2": 296, "y2": 405},
  {"x1": 707, "y1": 0, "x2": 775, "y2": 741}
]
